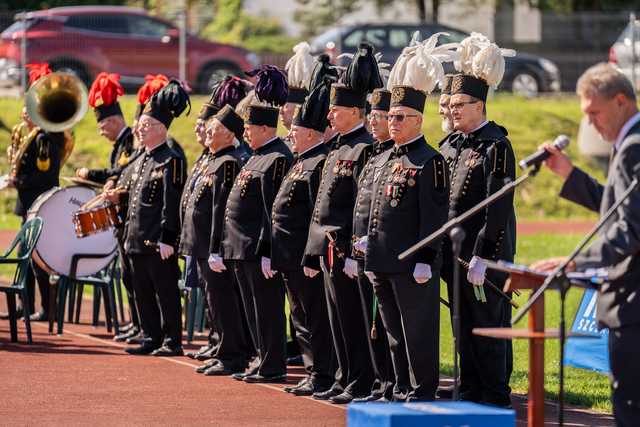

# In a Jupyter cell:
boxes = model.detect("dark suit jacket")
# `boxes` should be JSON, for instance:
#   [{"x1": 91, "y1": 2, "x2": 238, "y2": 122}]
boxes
[
  {"x1": 561, "y1": 120, "x2": 640, "y2": 329},
  {"x1": 86, "y1": 127, "x2": 135, "y2": 184}
]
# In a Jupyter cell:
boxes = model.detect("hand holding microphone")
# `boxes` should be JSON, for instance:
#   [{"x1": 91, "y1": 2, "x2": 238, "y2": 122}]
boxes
[{"x1": 521, "y1": 135, "x2": 574, "y2": 179}]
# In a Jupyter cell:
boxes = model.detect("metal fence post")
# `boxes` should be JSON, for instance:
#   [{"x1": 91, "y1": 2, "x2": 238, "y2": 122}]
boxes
[
  {"x1": 19, "y1": 11, "x2": 27, "y2": 95},
  {"x1": 179, "y1": 1, "x2": 187, "y2": 84}
]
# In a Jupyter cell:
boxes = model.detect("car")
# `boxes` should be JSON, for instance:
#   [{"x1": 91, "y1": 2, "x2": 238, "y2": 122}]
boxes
[
  {"x1": 311, "y1": 23, "x2": 561, "y2": 97},
  {"x1": 0, "y1": 6, "x2": 260, "y2": 92},
  {"x1": 609, "y1": 18, "x2": 640, "y2": 88}
]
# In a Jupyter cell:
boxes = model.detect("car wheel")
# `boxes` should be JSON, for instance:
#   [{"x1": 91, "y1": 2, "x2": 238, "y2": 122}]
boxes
[
  {"x1": 511, "y1": 72, "x2": 539, "y2": 98},
  {"x1": 198, "y1": 63, "x2": 241, "y2": 94}
]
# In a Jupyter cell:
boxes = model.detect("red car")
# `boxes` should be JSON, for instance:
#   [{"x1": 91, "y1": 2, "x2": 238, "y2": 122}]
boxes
[{"x1": 0, "y1": 6, "x2": 260, "y2": 92}]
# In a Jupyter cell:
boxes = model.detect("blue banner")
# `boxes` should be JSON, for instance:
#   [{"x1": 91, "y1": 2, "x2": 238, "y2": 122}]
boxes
[{"x1": 564, "y1": 289, "x2": 610, "y2": 373}]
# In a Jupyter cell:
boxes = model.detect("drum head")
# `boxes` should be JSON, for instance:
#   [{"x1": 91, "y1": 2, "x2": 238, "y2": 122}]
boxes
[{"x1": 27, "y1": 186, "x2": 117, "y2": 276}]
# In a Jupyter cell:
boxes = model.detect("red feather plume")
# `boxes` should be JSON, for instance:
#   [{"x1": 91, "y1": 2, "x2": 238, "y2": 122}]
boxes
[
  {"x1": 136, "y1": 74, "x2": 170, "y2": 105},
  {"x1": 26, "y1": 63, "x2": 52, "y2": 86},
  {"x1": 88, "y1": 72, "x2": 124, "y2": 108}
]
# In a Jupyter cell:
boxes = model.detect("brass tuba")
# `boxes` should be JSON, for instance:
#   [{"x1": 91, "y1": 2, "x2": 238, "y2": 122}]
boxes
[
  {"x1": 25, "y1": 71, "x2": 88, "y2": 133},
  {"x1": 5, "y1": 72, "x2": 86, "y2": 179}
]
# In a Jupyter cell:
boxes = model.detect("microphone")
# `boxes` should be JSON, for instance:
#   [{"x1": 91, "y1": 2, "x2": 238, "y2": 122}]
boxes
[{"x1": 518, "y1": 135, "x2": 570, "y2": 170}]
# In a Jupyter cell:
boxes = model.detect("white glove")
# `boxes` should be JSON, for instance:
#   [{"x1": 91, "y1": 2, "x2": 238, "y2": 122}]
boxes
[
  {"x1": 467, "y1": 256, "x2": 487, "y2": 286},
  {"x1": 413, "y1": 263, "x2": 432, "y2": 284},
  {"x1": 353, "y1": 236, "x2": 368, "y2": 254},
  {"x1": 343, "y1": 257, "x2": 358, "y2": 280},
  {"x1": 303, "y1": 267, "x2": 320, "y2": 278},
  {"x1": 261, "y1": 256, "x2": 278, "y2": 279},
  {"x1": 208, "y1": 253, "x2": 226, "y2": 273},
  {"x1": 158, "y1": 242, "x2": 174, "y2": 260},
  {"x1": 364, "y1": 271, "x2": 376, "y2": 283}
]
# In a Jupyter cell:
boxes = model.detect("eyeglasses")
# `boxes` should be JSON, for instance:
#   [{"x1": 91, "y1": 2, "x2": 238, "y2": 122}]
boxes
[
  {"x1": 369, "y1": 112, "x2": 388, "y2": 121},
  {"x1": 449, "y1": 100, "x2": 479, "y2": 111},
  {"x1": 388, "y1": 113, "x2": 419, "y2": 122}
]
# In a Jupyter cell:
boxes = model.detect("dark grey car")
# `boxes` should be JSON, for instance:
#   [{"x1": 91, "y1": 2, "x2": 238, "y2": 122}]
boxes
[{"x1": 311, "y1": 23, "x2": 561, "y2": 97}]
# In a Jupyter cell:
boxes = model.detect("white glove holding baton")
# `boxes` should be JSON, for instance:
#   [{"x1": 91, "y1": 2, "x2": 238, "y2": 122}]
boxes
[{"x1": 158, "y1": 242, "x2": 174, "y2": 260}]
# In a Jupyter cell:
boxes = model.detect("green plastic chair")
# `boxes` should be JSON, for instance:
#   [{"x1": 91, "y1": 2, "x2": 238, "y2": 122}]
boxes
[{"x1": 0, "y1": 217, "x2": 44, "y2": 344}]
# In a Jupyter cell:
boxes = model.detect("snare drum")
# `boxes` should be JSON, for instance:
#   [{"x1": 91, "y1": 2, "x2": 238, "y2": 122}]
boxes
[{"x1": 73, "y1": 203, "x2": 121, "y2": 238}]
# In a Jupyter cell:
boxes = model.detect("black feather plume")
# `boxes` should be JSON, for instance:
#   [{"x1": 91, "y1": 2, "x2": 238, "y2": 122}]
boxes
[
  {"x1": 308, "y1": 54, "x2": 338, "y2": 93},
  {"x1": 344, "y1": 42, "x2": 383, "y2": 94},
  {"x1": 153, "y1": 79, "x2": 191, "y2": 118},
  {"x1": 245, "y1": 65, "x2": 288, "y2": 107}
]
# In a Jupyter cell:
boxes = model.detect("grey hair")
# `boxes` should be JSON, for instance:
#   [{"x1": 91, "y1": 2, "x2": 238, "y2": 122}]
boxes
[{"x1": 576, "y1": 62, "x2": 636, "y2": 101}]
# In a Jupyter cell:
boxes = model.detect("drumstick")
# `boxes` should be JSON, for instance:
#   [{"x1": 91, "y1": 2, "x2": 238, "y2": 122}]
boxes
[{"x1": 457, "y1": 257, "x2": 520, "y2": 308}]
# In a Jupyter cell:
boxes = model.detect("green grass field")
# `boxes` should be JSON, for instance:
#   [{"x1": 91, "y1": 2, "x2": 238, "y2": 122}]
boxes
[{"x1": 0, "y1": 94, "x2": 601, "y2": 221}]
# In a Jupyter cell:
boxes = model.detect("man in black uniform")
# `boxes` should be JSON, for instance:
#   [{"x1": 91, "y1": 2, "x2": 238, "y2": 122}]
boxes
[
  {"x1": 8, "y1": 64, "x2": 66, "y2": 322},
  {"x1": 439, "y1": 75, "x2": 455, "y2": 135},
  {"x1": 181, "y1": 76, "x2": 251, "y2": 365},
  {"x1": 272, "y1": 77, "x2": 335, "y2": 395},
  {"x1": 221, "y1": 65, "x2": 293, "y2": 383},
  {"x1": 182, "y1": 105, "x2": 253, "y2": 376},
  {"x1": 110, "y1": 80, "x2": 189, "y2": 357},
  {"x1": 439, "y1": 39, "x2": 516, "y2": 407},
  {"x1": 303, "y1": 42, "x2": 383, "y2": 404},
  {"x1": 351, "y1": 88, "x2": 395, "y2": 402},
  {"x1": 75, "y1": 72, "x2": 139, "y2": 341},
  {"x1": 364, "y1": 79, "x2": 450, "y2": 401}
]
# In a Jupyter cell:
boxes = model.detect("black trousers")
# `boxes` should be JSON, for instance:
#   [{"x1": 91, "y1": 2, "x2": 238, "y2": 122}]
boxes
[
  {"x1": 609, "y1": 324, "x2": 640, "y2": 427},
  {"x1": 371, "y1": 271, "x2": 440, "y2": 401},
  {"x1": 129, "y1": 253, "x2": 182, "y2": 347},
  {"x1": 196, "y1": 257, "x2": 251, "y2": 367},
  {"x1": 116, "y1": 231, "x2": 139, "y2": 329},
  {"x1": 356, "y1": 262, "x2": 394, "y2": 398},
  {"x1": 320, "y1": 256, "x2": 374, "y2": 396},
  {"x1": 231, "y1": 260, "x2": 286, "y2": 376},
  {"x1": 282, "y1": 268, "x2": 335, "y2": 387},
  {"x1": 441, "y1": 259, "x2": 513, "y2": 406}
]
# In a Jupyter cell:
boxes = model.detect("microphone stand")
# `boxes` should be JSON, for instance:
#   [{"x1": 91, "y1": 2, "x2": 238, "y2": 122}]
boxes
[
  {"x1": 512, "y1": 172, "x2": 640, "y2": 427},
  {"x1": 399, "y1": 164, "x2": 541, "y2": 400}
]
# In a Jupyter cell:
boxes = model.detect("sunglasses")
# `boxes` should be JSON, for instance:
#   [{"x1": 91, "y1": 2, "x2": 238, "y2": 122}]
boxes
[{"x1": 388, "y1": 113, "x2": 419, "y2": 122}]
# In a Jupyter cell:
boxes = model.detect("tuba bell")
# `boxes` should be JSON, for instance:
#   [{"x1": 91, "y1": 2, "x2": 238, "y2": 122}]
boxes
[{"x1": 25, "y1": 71, "x2": 88, "y2": 132}]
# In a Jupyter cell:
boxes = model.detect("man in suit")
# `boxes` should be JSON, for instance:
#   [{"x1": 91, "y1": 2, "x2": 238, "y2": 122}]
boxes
[{"x1": 534, "y1": 63, "x2": 640, "y2": 426}]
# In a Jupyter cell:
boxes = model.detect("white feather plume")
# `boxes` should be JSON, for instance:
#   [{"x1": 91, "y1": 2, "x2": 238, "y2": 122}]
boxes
[
  {"x1": 285, "y1": 42, "x2": 315, "y2": 89},
  {"x1": 387, "y1": 32, "x2": 459, "y2": 94},
  {"x1": 455, "y1": 32, "x2": 517, "y2": 88}
]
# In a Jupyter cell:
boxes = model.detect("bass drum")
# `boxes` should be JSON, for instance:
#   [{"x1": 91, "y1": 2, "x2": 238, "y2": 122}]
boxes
[{"x1": 27, "y1": 186, "x2": 117, "y2": 276}]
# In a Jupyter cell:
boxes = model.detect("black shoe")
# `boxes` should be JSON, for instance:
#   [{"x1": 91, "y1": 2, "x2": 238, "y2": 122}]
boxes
[
  {"x1": 232, "y1": 364, "x2": 258, "y2": 381},
  {"x1": 286, "y1": 355, "x2": 304, "y2": 366},
  {"x1": 126, "y1": 332, "x2": 145, "y2": 345},
  {"x1": 125, "y1": 342, "x2": 160, "y2": 355},
  {"x1": 204, "y1": 362, "x2": 245, "y2": 376},
  {"x1": 313, "y1": 388, "x2": 341, "y2": 401},
  {"x1": 352, "y1": 393, "x2": 383, "y2": 403},
  {"x1": 195, "y1": 359, "x2": 220, "y2": 374},
  {"x1": 292, "y1": 381, "x2": 329, "y2": 397},
  {"x1": 243, "y1": 373, "x2": 287, "y2": 384},
  {"x1": 29, "y1": 311, "x2": 48, "y2": 321},
  {"x1": 151, "y1": 345, "x2": 184, "y2": 357},
  {"x1": 329, "y1": 391, "x2": 354, "y2": 405},
  {"x1": 186, "y1": 344, "x2": 213, "y2": 360},
  {"x1": 119, "y1": 322, "x2": 135, "y2": 333},
  {"x1": 113, "y1": 328, "x2": 139, "y2": 342},
  {"x1": 284, "y1": 377, "x2": 311, "y2": 393},
  {"x1": 195, "y1": 347, "x2": 216, "y2": 361}
]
